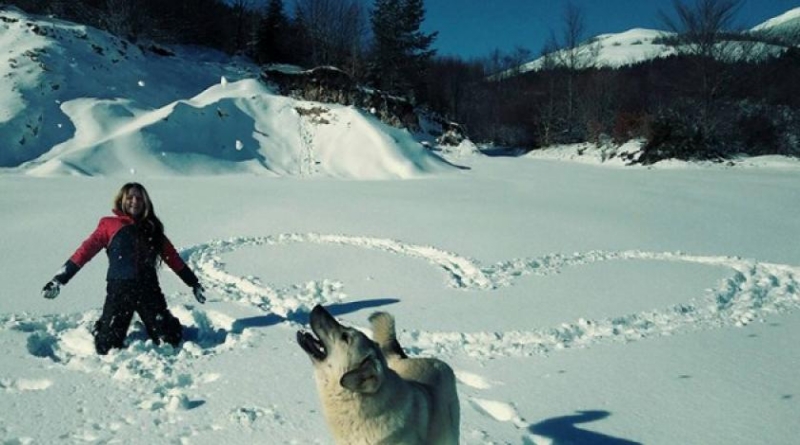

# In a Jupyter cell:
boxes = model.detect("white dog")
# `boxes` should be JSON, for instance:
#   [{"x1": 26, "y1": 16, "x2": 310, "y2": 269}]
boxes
[{"x1": 297, "y1": 305, "x2": 460, "y2": 445}]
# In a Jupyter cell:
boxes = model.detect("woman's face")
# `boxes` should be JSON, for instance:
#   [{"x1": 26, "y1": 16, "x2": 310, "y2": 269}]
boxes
[{"x1": 124, "y1": 188, "x2": 145, "y2": 218}]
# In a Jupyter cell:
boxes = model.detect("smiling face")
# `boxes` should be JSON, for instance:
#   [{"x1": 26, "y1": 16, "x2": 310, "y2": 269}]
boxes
[
  {"x1": 123, "y1": 188, "x2": 145, "y2": 219},
  {"x1": 114, "y1": 183, "x2": 153, "y2": 220}
]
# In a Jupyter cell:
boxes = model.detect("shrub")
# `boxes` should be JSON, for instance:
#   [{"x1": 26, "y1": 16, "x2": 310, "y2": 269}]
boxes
[
  {"x1": 612, "y1": 111, "x2": 651, "y2": 144},
  {"x1": 639, "y1": 110, "x2": 723, "y2": 164}
]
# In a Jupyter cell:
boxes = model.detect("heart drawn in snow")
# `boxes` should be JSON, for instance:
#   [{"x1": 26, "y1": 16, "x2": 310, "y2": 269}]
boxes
[{"x1": 182, "y1": 233, "x2": 800, "y2": 358}]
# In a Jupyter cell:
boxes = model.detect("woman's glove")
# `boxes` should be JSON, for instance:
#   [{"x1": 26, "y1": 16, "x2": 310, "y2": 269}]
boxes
[
  {"x1": 192, "y1": 284, "x2": 206, "y2": 304},
  {"x1": 42, "y1": 280, "x2": 61, "y2": 299}
]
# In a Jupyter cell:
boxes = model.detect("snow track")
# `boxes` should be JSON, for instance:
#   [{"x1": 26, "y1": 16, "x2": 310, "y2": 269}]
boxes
[
  {"x1": 4, "y1": 233, "x2": 798, "y2": 370},
  {"x1": 184, "y1": 233, "x2": 800, "y2": 358},
  {"x1": 2, "y1": 233, "x2": 798, "y2": 443}
]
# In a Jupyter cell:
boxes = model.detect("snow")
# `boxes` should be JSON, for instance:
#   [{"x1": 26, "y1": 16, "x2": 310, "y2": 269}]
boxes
[
  {"x1": 3, "y1": 155, "x2": 800, "y2": 444},
  {"x1": 751, "y1": 7, "x2": 800, "y2": 31},
  {"x1": 2, "y1": 6, "x2": 800, "y2": 445},
  {"x1": 519, "y1": 28, "x2": 677, "y2": 72},
  {"x1": 515, "y1": 24, "x2": 790, "y2": 73},
  {"x1": 0, "y1": 6, "x2": 448, "y2": 179}
]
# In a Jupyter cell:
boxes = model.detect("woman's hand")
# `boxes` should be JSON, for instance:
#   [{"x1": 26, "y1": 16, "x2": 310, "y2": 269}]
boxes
[
  {"x1": 192, "y1": 284, "x2": 206, "y2": 304},
  {"x1": 42, "y1": 280, "x2": 61, "y2": 299}
]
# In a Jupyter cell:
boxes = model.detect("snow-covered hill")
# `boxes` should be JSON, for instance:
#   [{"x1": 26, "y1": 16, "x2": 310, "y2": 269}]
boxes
[
  {"x1": 512, "y1": 7, "x2": 797, "y2": 74},
  {"x1": 0, "y1": 7, "x2": 451, "y2": 179},
  {"x1": 518, "y1": 28, "x2": 677, "y2": 72},
  {"x1": 751, "y1": 6, "x2": 800, "y2": 44}
]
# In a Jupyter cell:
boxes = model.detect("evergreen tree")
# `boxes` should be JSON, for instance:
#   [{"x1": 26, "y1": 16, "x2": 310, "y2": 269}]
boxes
[
  {"x1": 257, "y1": 0, "x2": 291, "y2": 64},
  {"x1": 369, "y1": 0, "x2": 437, "y2": 99}
]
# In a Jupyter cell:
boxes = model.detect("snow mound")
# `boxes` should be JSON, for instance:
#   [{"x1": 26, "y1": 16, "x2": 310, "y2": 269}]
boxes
[
  {"x1": 0, "y1": 7, "x2": 254, "y2": 168},
  {"x1": 0, "y1": 7, "x2": 451, "y2": 179},
  {"x1": 438, "y1": 139, "x2": 482, "y2": 158},
  {"x1": 22, "y1": 79, "x2": 450, "y2": 179}
]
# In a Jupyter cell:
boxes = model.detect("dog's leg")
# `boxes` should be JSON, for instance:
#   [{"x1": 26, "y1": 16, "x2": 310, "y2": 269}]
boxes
[{"x1": 368, "y1": 311, "x2": 408, "y2": 359}]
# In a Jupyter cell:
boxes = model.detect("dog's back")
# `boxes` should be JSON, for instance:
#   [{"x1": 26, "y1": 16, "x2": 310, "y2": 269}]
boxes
[{"x1": 370, "y1": 312, "x2": 460, "y2": 445}]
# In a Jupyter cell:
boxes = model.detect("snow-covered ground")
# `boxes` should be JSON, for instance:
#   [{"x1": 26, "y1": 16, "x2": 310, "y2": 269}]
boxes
[
  {"x1": 2, "y1": 153, "x2": 800, "y2": 444},
  {"x1": 2, "y1": 5, "x2": 800, "y2": 445}
]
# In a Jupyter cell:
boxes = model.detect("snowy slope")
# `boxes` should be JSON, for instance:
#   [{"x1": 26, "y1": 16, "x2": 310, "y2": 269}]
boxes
[
  {"x1": 514, "y1": 7, "x2": 797, "y2": 74},
  {"x1": 519, "y1": 28, "x2": 677, "y2": 72},
  {"x1": 0, "y1": 7, "x2": 451, "y2": 179},
  {"x1": 22, "y1": 78, "x2": 450, "y2": 179},
  {"x1": 751, "y1": 6, "x2": 800, "y2": 33},
  {"x1": 0, "y1": 7, "x2": 248, "y2": 167},
  {"x1": 516, "y1": 27, "x2": 788, "y2": 73}
]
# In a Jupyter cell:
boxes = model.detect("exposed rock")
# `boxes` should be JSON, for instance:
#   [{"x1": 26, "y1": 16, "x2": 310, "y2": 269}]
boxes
[
  {"x1": 261, "y1": 65, "x2": 419, "y2": 131},
  {"x1": 436, "y1": 121, "x2": 467, "y2": 146}
]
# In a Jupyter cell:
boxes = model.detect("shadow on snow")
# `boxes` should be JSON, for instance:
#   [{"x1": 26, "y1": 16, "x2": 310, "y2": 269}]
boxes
[
  {"x1": 527, "y1": 410, "x2": 642, "y2": 445},
  {"x1": 224, "y1": 297, "x2": 401, "y2": 334}
]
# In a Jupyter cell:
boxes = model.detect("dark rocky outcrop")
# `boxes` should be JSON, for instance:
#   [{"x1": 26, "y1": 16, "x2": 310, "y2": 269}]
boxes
[{"x1": 261, "y1": 66, "x2": 419, "y2": 131}]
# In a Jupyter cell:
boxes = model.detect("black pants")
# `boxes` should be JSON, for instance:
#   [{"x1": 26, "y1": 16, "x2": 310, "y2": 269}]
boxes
[{"x1": 93, "y1": 280, "x2": 182, "y2": 355}]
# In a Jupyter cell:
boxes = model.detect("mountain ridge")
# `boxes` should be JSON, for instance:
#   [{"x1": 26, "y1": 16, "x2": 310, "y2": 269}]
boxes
[{"x1": 511, "y1": 6, "x2": 800, "y2": 74}]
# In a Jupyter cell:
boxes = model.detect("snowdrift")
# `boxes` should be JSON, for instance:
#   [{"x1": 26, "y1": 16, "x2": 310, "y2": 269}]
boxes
[{"x1": 0, "y1": 7, "x2": 451, "y2": 179}]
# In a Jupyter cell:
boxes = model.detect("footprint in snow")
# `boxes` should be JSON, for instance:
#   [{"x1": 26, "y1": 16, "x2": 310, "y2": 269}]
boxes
[
  {"x1": 0, "y1": 378, "x2": 53, "y2": 392},
  {"x1": 0, "y1": 305, "x2": 231, "y2": 411},
  {"x1": 468, "y1": 397, "x2": 526, "y2": 427},
  {"x1": 455, "y1": 370, "x2": 494, "y2": 389}
]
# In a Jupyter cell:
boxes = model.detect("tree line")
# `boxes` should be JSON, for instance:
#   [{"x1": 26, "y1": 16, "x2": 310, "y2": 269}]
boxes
[
  {"x1": 3, "y1": 0, "x2": 436, "y2": 100},
  {"x1": 4, "y1": 0, "x2": 799, "y2": 162},
  {"x1": 423, "y1": 0, "x2": 800, "y2": 162}
]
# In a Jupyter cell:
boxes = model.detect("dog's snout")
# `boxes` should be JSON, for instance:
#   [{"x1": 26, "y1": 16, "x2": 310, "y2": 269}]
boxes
[{"x1": 310, "y1": 304, "x2": 341, "y2": 333}]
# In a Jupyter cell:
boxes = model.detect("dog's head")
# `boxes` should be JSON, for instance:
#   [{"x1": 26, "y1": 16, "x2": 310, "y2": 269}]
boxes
[{"x1": 297, "y1": 305, "x2": 386, "y2": 394}]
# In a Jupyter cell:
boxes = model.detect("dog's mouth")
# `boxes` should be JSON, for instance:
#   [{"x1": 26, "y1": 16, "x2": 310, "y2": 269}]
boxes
[{"x1": 297, "y1": 330, "x2": 327, "y2": 361}]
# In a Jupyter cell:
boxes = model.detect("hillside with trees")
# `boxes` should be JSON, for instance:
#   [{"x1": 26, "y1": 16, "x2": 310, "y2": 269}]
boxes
[
  {"x1": 2, "y1": 0, "x2": 798, "y2": 164},
  {"x1": 424, "y1": 0, "x2": 800, "y2": 163}
]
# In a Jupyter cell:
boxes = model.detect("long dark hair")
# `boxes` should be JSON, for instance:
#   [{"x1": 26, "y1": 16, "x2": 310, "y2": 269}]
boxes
[{"x1": 113, "y1": 182, "x2": 165, "y2": 263}]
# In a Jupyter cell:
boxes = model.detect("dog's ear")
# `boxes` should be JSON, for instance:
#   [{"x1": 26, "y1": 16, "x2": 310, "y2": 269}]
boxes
[
  {"x1": 340, "y1": 357, "x2": 382, "y2": 393},
  {"x1": 369, "y1": 311, "x2": 409, "y2": 359}
]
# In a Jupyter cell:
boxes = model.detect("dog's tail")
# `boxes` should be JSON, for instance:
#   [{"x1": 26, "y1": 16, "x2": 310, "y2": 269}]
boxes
[{"x1": 368, "y1": 311, "x2": 408, "y2": 359}]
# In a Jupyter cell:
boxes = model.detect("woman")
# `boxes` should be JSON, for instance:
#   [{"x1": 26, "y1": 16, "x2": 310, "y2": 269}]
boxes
[{"x1": 41, "y1": 183, "x2": 206, "y2": 355}]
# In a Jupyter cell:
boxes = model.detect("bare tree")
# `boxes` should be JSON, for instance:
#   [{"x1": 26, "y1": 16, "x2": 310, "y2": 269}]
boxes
[
  {"x1": 659, "y1": 0, "x2": 743, "y2": 59},
  {"x1": 540, "y1": 2, "x2": 600, "y2": 143},
  {"x1": 104, "y1": 0, "x2": 139, "y2": 39},
  {"x1": 295, "y1": 0, "x2": 367, "y2": 75},
  {"x1": 537, "y1": 34, "x2": 561, "y2": 146},
  {"x1": 231, "y1": 0, "x2": 250, "y2": 53},
  {"x1": 659, "y1": 0, "x2": 744, "y2": 138},
  {"x1": 546, "y1": 3, "x2": 602, "y2": 72}
]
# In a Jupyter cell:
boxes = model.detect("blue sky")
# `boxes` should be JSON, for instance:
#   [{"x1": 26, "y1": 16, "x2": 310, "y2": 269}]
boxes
[{"x1": 420, "y1": 0, "x2": 800, "y2": 59}]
